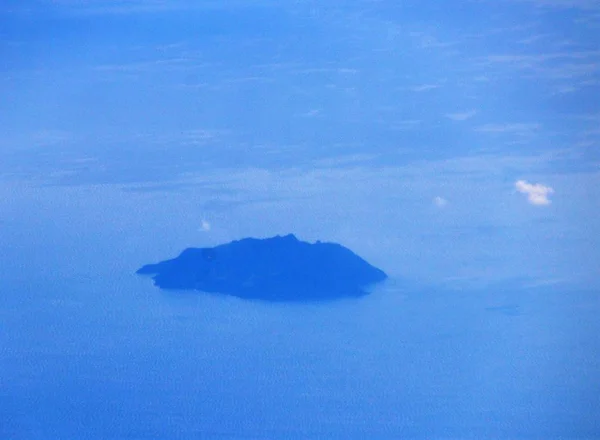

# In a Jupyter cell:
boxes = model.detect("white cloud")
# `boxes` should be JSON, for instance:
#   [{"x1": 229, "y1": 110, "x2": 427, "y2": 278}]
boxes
[
  {"x1": 41, "y1": 0, "x2": 281, "y2": 16},
  {"x1": 299, "y1": 109, "x2": 322, "y2": 118},
  {"x1": 479, "y1": 50, "x2": 600, "y2": 84},
  {"x1": 514, "y1": 0, "x2": 600, "y2": 10},
  {"x1": 475, "y1": 123, "x2": 541, "y2": 134},
  {"x1": 200, "y1": 219, "x2": 211, "y2": 232},
  {"x1": 392, "y1": 119, "x2": 421, "y2": 130},
  {"x1": 446, "y1": 110, "x2": 478, "y2": 121},
  {"x1": 410, "y1": 84, "x2": 440, "y2": 92},
  {"x1": 433, "y1": 196, "x2": 448, "y2": 208},
  {"x1": 32, "y1": 129, "x2": 74, "y2": 146},
  {"x1": 515, "y1": 180, "x2": 554, "y2": 205}
]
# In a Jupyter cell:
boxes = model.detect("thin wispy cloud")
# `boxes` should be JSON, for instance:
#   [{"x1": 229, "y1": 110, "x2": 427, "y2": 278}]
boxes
[
  {"x1": 517, "y1": 33, "x2": 552, "y2": 45},
  {"x1": 475, "y1": 123, "x2": 541, "y2": 134},
  {"x1": 199, "y1": 219, "x2": 211, "y2": 232},
  {"x1": 94, "y1": 58, "x2": 201, "y2": 74},
  {"x1": 482, "y1": 51, "x2": 600, "y2": 65},
  {"x1": 31, "y1": 129, "x2": 75, "y2": 146},
  {"x1": 391, "y1": 119, "x2": 421, "y2": 130},
  {"x1": 446, "y1": 110, "x2": 478, "y2": 121},
  {"x1": 410, "y1": 84, "x2": 440, "y2": 92},
  {"x1": 35, "y1": 0, "x2": 280, "y2": 16},
  {"x1": 515, "y1": 180, "x2": 554, "y2": 205},
  {"x1": 479, "y1": 50, "x2": 600, "y2": 84},
  {"x1": 433, "y1": 196, "x2": 448, "y2": 208},
  {"x1": 408, "y1": 31, "x2": 458, "y2": 49},
  {"x1": 298, "y1": 109, "x2": 322, "y2": 118},
  {"x1": 512, "y1": 0, "x2": 600, "y2": 10}
]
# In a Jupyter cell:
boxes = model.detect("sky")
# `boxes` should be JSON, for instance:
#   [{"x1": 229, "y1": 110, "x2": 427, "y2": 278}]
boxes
[{"x1": 0, "y1": 0, "x2": 599, "y2": 287}]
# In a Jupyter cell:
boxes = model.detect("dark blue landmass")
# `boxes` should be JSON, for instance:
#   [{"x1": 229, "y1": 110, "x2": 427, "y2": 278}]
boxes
[{"x1": 137, "y1": 234, "x2": 387, "y2": 300}]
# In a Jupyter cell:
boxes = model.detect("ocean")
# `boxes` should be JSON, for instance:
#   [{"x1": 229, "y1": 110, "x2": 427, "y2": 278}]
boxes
[{"x1": 1, "y1": 181, "x2": 598, "y2": 439}]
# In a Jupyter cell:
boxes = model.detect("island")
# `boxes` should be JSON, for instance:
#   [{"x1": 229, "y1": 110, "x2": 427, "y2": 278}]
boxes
[{"x1": 137, "y1": 234, "x2": 387, "y2": 300}]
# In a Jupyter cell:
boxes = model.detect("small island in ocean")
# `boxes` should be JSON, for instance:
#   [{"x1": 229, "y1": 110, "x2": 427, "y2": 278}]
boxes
[{"x1": 137, "y1": 234, "x2": 387, "y2": 300}]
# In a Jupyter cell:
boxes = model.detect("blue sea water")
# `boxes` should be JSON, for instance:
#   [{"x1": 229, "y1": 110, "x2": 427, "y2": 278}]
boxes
[{"x1": 1, "y1": 182, "x2": 598, "y2": 439}]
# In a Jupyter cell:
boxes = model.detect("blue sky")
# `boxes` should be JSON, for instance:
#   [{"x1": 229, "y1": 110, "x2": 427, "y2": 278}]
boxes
[{"x1": 0, "y1": 0, "x2": 598, "y2": 287}]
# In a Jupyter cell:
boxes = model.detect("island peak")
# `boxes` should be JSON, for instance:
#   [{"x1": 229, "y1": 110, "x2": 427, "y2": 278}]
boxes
[{"x1": 137, "y1": 235, "x2": 387, "y2": 301}]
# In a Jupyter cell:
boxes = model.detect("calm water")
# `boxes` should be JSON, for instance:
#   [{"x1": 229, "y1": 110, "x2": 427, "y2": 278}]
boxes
[{"x1": 1, "y1": 181, "x2": 598, "y2": 439}]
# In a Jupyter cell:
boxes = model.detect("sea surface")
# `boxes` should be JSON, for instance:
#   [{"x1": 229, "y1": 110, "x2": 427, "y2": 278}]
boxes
[{"x1": 1, "y1": 181, "x2": 598, "y2": 439}]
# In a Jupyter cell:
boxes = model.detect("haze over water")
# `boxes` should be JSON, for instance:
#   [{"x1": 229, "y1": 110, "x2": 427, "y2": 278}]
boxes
[{"x1": 1, "y1": 1, "x2": 599, "y2": 438}]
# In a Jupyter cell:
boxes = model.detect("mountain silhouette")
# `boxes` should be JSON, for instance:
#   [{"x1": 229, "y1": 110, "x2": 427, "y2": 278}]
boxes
[{"x1": 137, "y1": 234, "x2": 387, "y2": 300}]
